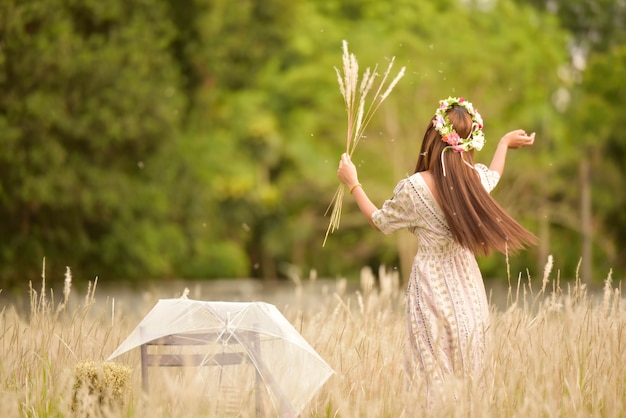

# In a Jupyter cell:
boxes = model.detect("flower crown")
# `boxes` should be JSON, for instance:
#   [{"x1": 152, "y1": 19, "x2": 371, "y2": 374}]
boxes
[{"x1": 433, "y1": 97, "x2": 485, "y2": 153}]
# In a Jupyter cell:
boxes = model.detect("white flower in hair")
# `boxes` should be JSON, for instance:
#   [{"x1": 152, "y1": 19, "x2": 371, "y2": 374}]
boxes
[{"x1": 472, "y1": 132, "x2": 485, "y2": 151}]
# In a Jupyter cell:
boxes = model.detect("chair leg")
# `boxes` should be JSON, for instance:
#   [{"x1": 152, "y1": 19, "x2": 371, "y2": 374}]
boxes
[
  {"x1": 140, "y1": 344, "x2": 149, "y2": 393},
  {"x1": 250, "y1": 331, "x2": 264, "y2": 417}
]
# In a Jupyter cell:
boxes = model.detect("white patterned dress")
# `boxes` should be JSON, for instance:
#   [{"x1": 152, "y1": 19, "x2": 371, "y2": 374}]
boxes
[{"x1": 371, "y1": 164, "x2": 500, "y2": 387}]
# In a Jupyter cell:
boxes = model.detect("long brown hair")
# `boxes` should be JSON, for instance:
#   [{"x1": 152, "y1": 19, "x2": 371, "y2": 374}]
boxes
[{"x1": 414, "y1": 104, "x2": 537, "y2": 256}]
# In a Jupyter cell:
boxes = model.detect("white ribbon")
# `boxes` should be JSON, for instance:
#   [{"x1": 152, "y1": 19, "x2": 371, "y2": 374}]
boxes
[{"x1": 441, "y1": 147, "x2": 476, "y2": 177}]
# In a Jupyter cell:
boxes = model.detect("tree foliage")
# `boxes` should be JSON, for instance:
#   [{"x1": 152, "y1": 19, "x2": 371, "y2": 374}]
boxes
[
  {"x1": 0, "y1": 0, "x2": 184, "y2": 283},
  {"x1": 518, "y1": 0, "x2": 626, "y2": 280}
]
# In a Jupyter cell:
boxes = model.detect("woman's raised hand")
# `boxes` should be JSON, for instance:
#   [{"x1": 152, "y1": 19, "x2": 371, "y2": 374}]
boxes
[
  {"x1": 337, "y1": 153, "x2": 359, "y2": 188},
  {"x1": 501, "y1": 129, "x2": 535, "y2": 149},
  {"x1": 490, "y1": 130, "x2": 536, "y2": 175}
]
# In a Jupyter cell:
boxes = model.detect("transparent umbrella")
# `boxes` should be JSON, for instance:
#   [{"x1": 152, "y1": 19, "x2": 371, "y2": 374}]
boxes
[{"x1": 108, "y1": 297, "x2": 334, "y2": 416}]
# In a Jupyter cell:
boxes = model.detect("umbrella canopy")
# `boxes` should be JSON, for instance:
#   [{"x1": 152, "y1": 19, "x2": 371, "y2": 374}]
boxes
[{"x1": 108, "y1": 298, "x2": 334, "y2": 415}]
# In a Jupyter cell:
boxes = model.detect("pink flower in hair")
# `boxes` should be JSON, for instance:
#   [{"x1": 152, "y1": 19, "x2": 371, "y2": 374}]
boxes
[{"x1": 446, "y1": 132, "x2": 460, "y2": 146}]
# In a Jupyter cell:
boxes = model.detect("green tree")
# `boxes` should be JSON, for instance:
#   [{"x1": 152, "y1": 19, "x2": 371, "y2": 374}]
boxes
[
  {"x1": 157, "y1": 0, "x2": 344, "y2": 280},
  {"x1": 571, "y1": 46, "x2": 626, "y2": 275},
  {"x1": 515, "y1": 0, "x2": 626, "y2": 53},
  {"x1": 0, "y1": 0, "x2": 184, "y2": 285},
  {"x1": 517, "y1": 0, "x2": 626, "y2": 281}
]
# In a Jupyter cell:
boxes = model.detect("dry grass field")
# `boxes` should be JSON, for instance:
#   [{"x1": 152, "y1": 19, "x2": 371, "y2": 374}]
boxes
[{"x1": 1, "y1": 260, "x2": 624, "y2": 417}]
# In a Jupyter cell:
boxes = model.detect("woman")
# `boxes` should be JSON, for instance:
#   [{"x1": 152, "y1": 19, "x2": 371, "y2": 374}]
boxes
[{"x1": 337, "y1": 97, "x2": 537, "y2": 389}]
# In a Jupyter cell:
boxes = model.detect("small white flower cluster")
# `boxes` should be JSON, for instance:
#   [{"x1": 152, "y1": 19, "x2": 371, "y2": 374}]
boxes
[{"x1": 433, "y1": 97, "x2": 485, "y2": 153}]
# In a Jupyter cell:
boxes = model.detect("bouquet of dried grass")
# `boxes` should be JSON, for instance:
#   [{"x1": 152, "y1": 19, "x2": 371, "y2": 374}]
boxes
[{"x1": 323, "y1": 41, "x2": 405, "y2": 246}]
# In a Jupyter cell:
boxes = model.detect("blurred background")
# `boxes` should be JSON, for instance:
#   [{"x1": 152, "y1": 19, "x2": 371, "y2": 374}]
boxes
[{"x1": 1, "y1": 0, "x2": 625, "y2": 291}]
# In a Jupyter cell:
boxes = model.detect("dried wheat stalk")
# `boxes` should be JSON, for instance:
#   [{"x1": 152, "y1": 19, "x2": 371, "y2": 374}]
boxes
[{"x1": 323, "y1": 41, "x2": 405, "y2": 247}]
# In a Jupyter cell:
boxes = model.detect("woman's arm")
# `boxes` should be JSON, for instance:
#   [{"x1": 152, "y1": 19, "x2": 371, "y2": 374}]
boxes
[
  {"x1": 337, "y1": 153, "x2": 380, "y2": 230},
  {"x1": 489, "y1": 129, "x2": 536, "y2": 176}
]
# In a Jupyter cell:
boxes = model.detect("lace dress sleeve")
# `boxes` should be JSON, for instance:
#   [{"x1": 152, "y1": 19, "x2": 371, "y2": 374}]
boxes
[
  {"x1": 371, "y1": 178, "x2": 422, "y2": 235},
  {"x1": 474, "y1": 163, "x2": 500, "y2": 193}
]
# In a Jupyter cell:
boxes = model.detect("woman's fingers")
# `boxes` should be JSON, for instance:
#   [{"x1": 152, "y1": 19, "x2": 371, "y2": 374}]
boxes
[
  {"x1": 337, "y1": 153, "x2": 358, "y2": 186},
  {"x1": 339, "y1": 153, "x2": 356, "y2": 169},
  {"x1": 521, "y1": 132, "x2": 535, "y2": 147},
  {"x1": 508, "y1": 130, "x2": 535, "y2": 148}
]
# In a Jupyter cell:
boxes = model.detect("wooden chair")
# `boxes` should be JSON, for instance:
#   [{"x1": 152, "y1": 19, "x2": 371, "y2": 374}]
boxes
[{"x1": 140, "y1": 330, "x2": 264, "y2": 415}]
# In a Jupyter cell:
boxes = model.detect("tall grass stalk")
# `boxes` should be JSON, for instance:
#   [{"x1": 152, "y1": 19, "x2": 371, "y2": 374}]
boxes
[
  {"x1": 0, "y1": 259, "x2": 624, "y2": 417},
  {"x1": 323, "y1": 40, "x2": 405, "y2": 247}
]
